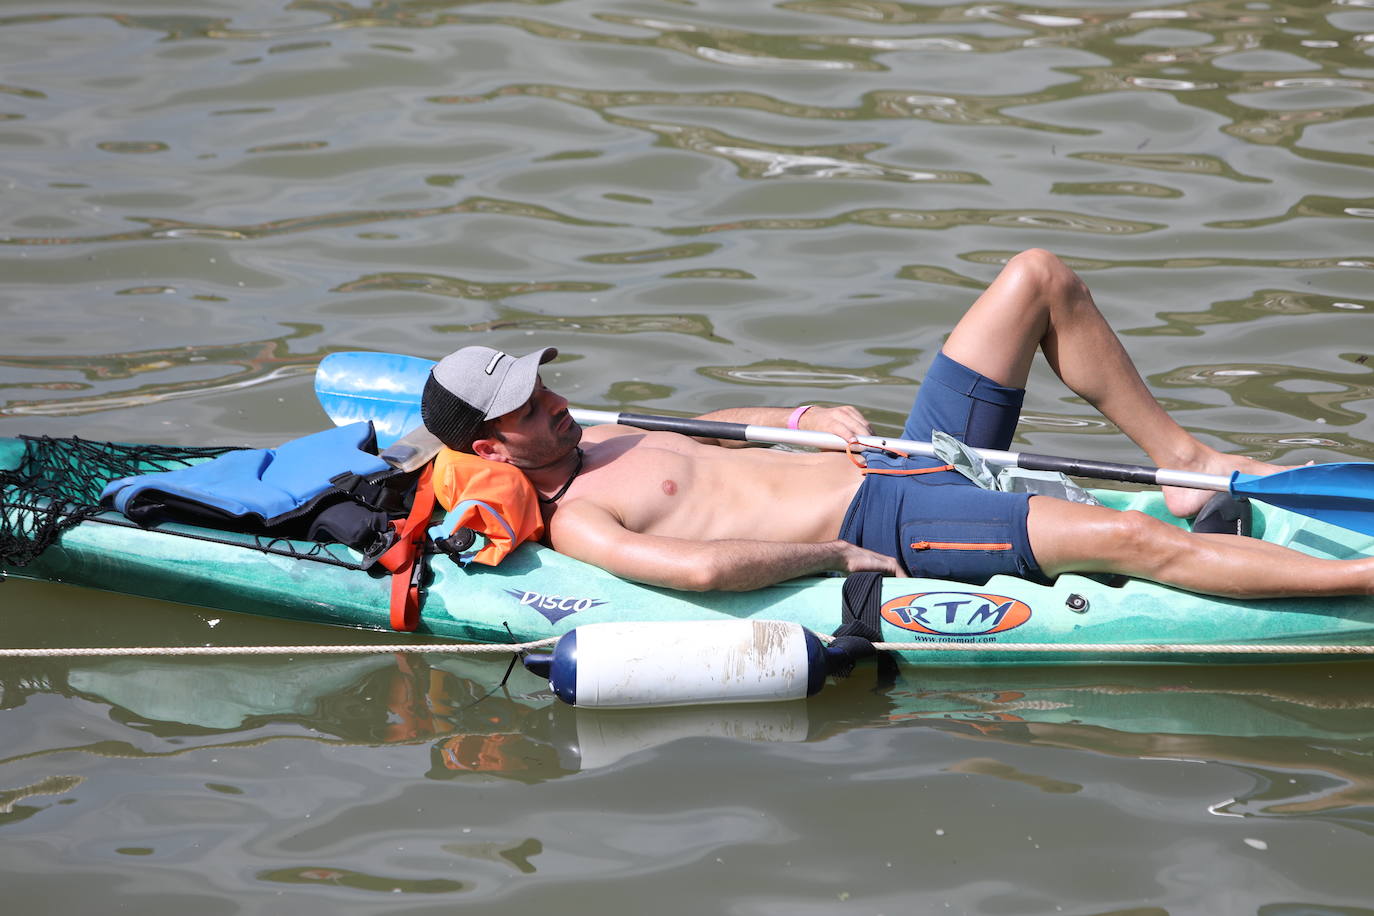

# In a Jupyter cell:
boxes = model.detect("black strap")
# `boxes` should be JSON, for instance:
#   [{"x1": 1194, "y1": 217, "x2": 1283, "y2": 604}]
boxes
[
  {"x1": 831, "y1": 571, "x2": 899, "y2": 686},
  {"x1": 836, "y1": 571, "x2": 885, "y2": 641}
]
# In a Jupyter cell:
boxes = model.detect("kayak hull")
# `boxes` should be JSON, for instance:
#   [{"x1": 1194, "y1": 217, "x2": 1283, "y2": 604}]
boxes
[{"x1": 6, "y1": 438, "x2": 1374, "y2": 665}]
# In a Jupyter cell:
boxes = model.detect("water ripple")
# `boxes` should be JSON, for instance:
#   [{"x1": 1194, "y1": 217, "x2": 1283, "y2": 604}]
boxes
[
  {"x1": 434, "y1": 311, "x2": 725, "y2": 342},
  {"x1": 0, "y1": 197, "x2": 620, "y2": 246},
  {"x1": 668, "y1": 208, "x2": 1160, "y2": 236},
  {"x1": 432, "y1": 83, "x2": 1093, "y2": 134},
  {"x1": 966, "y1": 251, "x2": 1374, "y2": 272},
  {"x1": 1157, "y1": 362, "x2": 1374, "y2": 426},
  {"x1": 1208, "y1": 194, "x2": 1374, "y2": 228},
  {"x1": 1130, "y1": 289, "x2": 1374, "y2": 337},
  {"x1": 1071, "y1": 152, "x2": 1268, "y2": 183},
  {"x1": 0, "y1": 333, "x2": 324, "y2": 418},
  {"x1": 333, "y1": 273, "x2": 612, "y2": 300},
  {"x1": 699, "y1": 356, "x2": 916, "y2": 388}
]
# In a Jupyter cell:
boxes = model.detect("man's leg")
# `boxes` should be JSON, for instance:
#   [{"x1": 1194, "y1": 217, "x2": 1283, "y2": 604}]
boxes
[
  {"x1": 1028, "y1": 496, "x2": 1374, "y2": 598},
  {"x1": 941, "y1": 248, "x2": 1282, "y2": 517}
]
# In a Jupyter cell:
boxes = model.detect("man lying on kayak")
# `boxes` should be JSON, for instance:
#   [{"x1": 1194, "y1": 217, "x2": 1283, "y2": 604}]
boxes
[{"x1": 420, "y1": 248, "x2": 1368, "y2": 599}]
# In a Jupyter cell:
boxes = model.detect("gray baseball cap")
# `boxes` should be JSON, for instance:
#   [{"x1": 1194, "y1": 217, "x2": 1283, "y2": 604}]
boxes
[{"x1": 421, "y1": 346, "x2": 557, "y2": 450}]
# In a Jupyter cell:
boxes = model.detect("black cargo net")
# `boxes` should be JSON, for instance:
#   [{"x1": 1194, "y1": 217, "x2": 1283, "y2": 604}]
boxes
[{"x1": 0, "y1": 436, "x2": 239, "y2": 568}]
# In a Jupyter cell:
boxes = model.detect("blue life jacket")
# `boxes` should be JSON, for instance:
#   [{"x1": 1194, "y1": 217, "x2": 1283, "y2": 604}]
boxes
[{"x1": 100, "y1": 423, "x2": 407, "y2": 557}]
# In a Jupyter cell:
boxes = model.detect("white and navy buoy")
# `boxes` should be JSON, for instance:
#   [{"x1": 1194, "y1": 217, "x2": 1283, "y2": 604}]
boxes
[{"x1": 522, "y1": 619, "x2": 868, "y2": 709}]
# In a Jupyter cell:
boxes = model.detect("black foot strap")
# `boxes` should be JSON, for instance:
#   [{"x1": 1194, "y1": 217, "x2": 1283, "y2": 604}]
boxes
[
  {"x1": 831, "y1": 571, "x2": 899, "y2": 686},
  {"x1": 1191, "y1": 492, "x2": 1253, "y2": 537}
]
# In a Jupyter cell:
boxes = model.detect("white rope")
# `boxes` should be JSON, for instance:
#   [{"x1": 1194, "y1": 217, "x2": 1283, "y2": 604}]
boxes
[
  {"x1": 871, "y1": 641, "x2": 1374, "y2": 655},
  {"x1": 2, "y1": 639, "x2": 1373, "y2": 658}
]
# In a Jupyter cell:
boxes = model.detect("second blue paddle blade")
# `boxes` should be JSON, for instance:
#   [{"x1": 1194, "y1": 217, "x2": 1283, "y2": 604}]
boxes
[
  {"x1": 1231, "y1": 462, "x2": 1374, "y2": 538},
  {"x1": 314, "y1": 351, "x2": 436, "y2": 447}
]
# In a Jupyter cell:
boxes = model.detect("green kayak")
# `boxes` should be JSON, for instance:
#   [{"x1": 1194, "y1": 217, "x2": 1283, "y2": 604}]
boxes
[{"x1": 4, "y1": 434, "x2": 1374, "y2": 666}]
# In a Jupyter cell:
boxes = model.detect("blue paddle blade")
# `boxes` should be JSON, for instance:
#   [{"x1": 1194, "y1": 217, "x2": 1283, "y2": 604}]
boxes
[
  {"x1": 1231, "y1": 463, "x2": 1374, "y2": 537},
  {"x1": 314, "y1": 351, "x2": 435, "y2": 447}
]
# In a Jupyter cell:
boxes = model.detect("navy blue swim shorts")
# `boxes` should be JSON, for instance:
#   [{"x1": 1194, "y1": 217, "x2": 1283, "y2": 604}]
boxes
[{"x1": 837, "y1": 351, "x2": 1048, "y2": 584}]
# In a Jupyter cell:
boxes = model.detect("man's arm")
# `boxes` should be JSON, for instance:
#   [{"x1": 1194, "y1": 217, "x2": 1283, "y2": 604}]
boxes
[
  {"x1": 549, "y1": 502, "x2": 904, "y2": 591},
  {"x1": 690, "y1": 405, "x2": 872, "y2": 447}
]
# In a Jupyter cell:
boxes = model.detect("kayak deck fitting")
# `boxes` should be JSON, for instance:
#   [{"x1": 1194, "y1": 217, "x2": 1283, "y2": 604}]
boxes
[{"x1": 6, "y1": 434, "x2": 1374, "y2": 666}]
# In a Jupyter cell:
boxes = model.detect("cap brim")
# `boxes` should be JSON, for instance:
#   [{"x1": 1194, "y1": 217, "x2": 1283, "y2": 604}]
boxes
[{"x1": 483, "y1": 346, "x2": 557, "y2": 419}]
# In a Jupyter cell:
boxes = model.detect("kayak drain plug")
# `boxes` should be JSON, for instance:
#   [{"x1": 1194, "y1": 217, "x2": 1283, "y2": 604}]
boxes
[{"x1": 1065, "y1": 594, "x2": 1089, "y2": 613}]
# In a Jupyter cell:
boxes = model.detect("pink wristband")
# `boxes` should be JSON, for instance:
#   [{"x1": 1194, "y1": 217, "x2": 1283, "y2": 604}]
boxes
[{"x1": 787, "y1": 405, "x2": 815, "y2": 430}]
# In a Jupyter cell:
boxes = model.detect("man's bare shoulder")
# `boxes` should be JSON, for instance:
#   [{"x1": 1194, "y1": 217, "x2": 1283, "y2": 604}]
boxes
[{"x1": 578, "y1": 423, "x2": 643, "y2": 445}]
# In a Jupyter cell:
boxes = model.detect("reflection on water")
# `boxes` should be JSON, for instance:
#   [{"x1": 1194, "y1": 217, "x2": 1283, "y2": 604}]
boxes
[
  {"x1": 6, "y1": 649, "x2": 1374, "y2": 913},
  {"x1": 5, "y1": 0, "x2": 1374, "y2": 908},
  {"x1": 5, "y1": 652, "x2": 1374, "y2": 812},
  {"x1": 4, "y1": 590, "x2": 1374, "y2": 905}
]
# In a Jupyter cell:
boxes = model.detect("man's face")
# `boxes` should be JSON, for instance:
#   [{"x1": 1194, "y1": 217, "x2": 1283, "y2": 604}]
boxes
[{"x1": 482, "y1": 376, "x2": 581, "y2": 469}]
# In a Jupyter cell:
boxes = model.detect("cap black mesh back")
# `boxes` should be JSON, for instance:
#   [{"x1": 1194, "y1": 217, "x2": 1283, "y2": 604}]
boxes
[{"x1": 421, "y1": 374, "x2": 485, "y2": 451}]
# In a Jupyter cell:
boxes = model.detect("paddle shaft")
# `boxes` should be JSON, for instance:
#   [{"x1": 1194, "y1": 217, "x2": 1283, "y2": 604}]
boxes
[
  {"x1": 316, "y1": 348, "x2": 1230, "y2": 491},
  {"x1": 570, "y1": 409, "x2": 1233, "y2": 493}
]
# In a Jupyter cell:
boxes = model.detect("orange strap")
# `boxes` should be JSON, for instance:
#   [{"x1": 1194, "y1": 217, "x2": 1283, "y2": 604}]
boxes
[
  {"x1": 377, "y1": 463, "x2": 437, "y2": 632},
  {"x1": 844, "y1": 439, "x2": 953, "y2": 477}
]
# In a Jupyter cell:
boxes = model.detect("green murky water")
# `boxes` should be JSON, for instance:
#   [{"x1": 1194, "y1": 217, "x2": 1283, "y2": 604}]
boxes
[{"x1": 4, "y1": 0, "x2": 1374, "y2": 911}]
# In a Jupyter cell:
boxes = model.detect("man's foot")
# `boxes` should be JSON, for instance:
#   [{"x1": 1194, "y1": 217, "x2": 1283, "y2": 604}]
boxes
[{"x1": 1162, "y1": 450, "x2": 1295, "y2": 518}]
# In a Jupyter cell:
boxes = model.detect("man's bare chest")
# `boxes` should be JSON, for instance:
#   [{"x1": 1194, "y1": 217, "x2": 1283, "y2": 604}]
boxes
[
  {"x1": 555, "y1": 430, "x2": 859, "y2": 542},
  {"x1": 573, "y1": 435, "x2": 702, "y2": 521}
]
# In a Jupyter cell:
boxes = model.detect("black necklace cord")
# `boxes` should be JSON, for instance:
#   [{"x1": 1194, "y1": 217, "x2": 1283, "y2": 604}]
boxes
[{"x1": 538, "y1": 447, "x2": 584, "y2": 504}]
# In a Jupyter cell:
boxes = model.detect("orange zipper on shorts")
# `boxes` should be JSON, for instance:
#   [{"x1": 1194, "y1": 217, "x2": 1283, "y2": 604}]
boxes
[{"x1": 909, "y1": 540, "x2": 1014, "y2": 551}]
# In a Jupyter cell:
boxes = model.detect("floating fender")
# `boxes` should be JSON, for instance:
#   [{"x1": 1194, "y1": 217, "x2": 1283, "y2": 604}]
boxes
[{"x1": 523, "y1": 619, "x2": 862, "y2": 709}]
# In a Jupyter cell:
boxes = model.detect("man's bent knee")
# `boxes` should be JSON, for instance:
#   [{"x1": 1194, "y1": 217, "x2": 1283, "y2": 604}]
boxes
[
  {"x1": 1093, "y1": 509, "x2": 1192, "y2": 579},
  {"x1": 1001, "y1": 249, "x2": 1085, "y2": 303},
  {"x1": 1029, "y1": 501, "x2": 1185, "y2": 580}
]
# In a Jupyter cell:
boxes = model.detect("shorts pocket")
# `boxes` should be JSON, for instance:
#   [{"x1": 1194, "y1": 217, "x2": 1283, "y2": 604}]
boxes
[{"x1": 900, "y1": 517, "x2": 1024, "y2": 582}]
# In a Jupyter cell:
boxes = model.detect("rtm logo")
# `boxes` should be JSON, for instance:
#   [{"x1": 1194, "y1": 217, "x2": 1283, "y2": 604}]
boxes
[
  {"x1": 880, "y1": 592, "x2": 1031, "y2": 637},
  {"x1": 505, "y1": 589, "x2": 606, "y2": 624}
]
